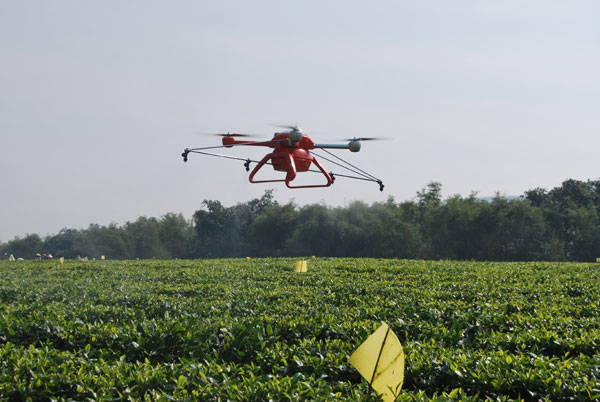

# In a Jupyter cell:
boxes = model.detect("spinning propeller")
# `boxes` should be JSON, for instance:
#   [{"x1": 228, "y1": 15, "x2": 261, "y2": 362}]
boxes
[
  {"x1": 272, "y1": 124, "x2": 303, "y2": 132},
  {"x1": 272, "y1": 124, "x2": 303, "y2": 142},
  {"x1": 341, "y1": 137, "x2": 387, "y2": 142},
  {"x1": 213, "y1": 133, "x2": 255, "y2": 137}
]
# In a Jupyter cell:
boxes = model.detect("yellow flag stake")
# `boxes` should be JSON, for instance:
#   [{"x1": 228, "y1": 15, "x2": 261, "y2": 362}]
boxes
[
  {"x1": 350, "y1": 322, "x2": 404, "y2": 402},
  {"x1": 294, "y1": 260, "x2": 308, "y2": 273},
  {"x1": 371, "y1": 326, "x2": 390, "y2": 385}
]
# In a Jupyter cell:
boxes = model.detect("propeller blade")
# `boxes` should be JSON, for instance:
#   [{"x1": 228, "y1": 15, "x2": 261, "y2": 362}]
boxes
[
  {"x1": 196, "y1": 132, "x2": 258, "y2": 137},
  {"x1": 214, "y1": 133, "x2": 254, "y2": 137},
  {"x1": 341, "y1": 137, "x2": 388, "y2": 142},
  {"x1": 270, "y1": 123, "x2": 302, "y2": 132}
]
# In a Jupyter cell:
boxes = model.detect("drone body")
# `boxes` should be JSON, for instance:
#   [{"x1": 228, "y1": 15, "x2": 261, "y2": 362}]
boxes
[{"x1": 182, "y1": 126, "x2": 384, "y2": 191}]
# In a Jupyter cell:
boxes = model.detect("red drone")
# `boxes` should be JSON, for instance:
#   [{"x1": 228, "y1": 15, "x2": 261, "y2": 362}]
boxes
[{"x1": 182, "y1": 125, "x2": 384, "y2": 191}]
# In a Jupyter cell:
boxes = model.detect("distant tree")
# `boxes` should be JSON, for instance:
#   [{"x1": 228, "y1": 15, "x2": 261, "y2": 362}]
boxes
[
  {"x1": 482, "y1": 197, "x2": 552, "y2": 261},
  {"x1": 524, "y1": 187, "x2": 548, "y2": 207},
  {"x1": 395, "y1": 200, "x2": 427, "y2": 257},
  {"x1": 230, "y1": 190, "x2": 278, "y2": 256},
  {"x1": 561, "y1": 205, "x2": 599, "y2": 261},
  {"x1": 549, "y1": 179, "x2": 597, "y2": 207},
  {"x1": 246, "y1": 202, "x2": 297, "y2": 256},
  {"x1": 192, "y1": 200, "x2": 235, "y2": 258},
  {"x1": 367, "y1": 199, "x2": 423, "y2": 258},
  {"x1": 3, "y1": 234, "x2": 44, "y2": 259},
  {"x1": 285, "y1": 204, "x2": 339, "y2": 256},
  {"x1": 4, "y1": 180, "x2": 600, "y2": 262},
  {"x1": 124, "y1": 217, "x2": 167, "y2": 259},
  {"x1": 427, "y1": 194, "x2": 485, "y2": 259},
  {"x1": 417, "y1": 181, "x2": 442, "y2": 207},
  {"x1": 43, "y1": 228, "x2": 80, "y2": 258},
  {"x1": 336, "y1": 201, "x2": 374, "y2": 256},
  {"x1": 191, "y1": 190, "x2": 278, "y2": 258},
  {"x1": 243, "y1": 189, "x2": 278, "y2": 217},
  {"x1": 158, "y1": 213, "x2": 192, "y2": 258},
  {"x1": 87, "y1": 224, "x2": 131, "y2": 259},
  {"x1": 591, "y1": 179, "x2": 600, "y2": 210},
  {"x1": 414, "y1": 182, "x2": 444, "y2": 257},
  {"x1": 526, "y1": 179, "x2": 600, "y2": 261}
]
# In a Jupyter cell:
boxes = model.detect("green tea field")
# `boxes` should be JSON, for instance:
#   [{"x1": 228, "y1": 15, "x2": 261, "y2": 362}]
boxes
[{"x1": 1, "y1": 258, "x2": 599, "y2": 401}]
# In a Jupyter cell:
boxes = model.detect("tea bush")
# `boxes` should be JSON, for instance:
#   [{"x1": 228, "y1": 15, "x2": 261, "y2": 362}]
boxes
[{"x1": 1, "y1": 258, "x2": 599, "y2": 400}]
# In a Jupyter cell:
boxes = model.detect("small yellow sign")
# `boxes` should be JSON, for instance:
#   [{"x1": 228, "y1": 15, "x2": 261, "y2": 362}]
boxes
[
  {"x1": 596, "y1": 257, "x2": 600, "y2": 263},
  {"x1": 350, "y1": 323, "x2": 404, "y2": 402},
  {"x1": 294, "y1": 260, "x2": 308, "y2": 273},
  {"x1": 101, "y1": 255, "x2": 105, "y2": 260},
  {"x1": 59, "y1": 257, "x2": 64, "y2": 264}
]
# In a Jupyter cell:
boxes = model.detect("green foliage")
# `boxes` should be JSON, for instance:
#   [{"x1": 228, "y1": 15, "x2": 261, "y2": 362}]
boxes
[
  {"x1": 417, "y1": 182, "x2": 443, "y2": 207},
  {"x1": 192, "y1": 191, "x2": 278, "y2": 258},
  {"x1": 158, "y1": 213, "x2": 193, "y2": 258},
  {"x1": 3, "y1": 180, "x2": 600, "y2": 261},
  {"x1": 524, "y1": 179, "x2": 600, "y2": 261},
  {"x1": 1, "y1": 234, "x2": 43, "y2": 259},
  {"x1": 1, "y1": 258, "x2": 599, "y2": 400},
  {"x1": 247, "y1": 203, "x2": 297, "y2": 256}
]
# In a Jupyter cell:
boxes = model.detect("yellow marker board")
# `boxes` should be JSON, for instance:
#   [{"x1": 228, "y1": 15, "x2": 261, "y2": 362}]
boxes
[
  {"x1": 294, "y1": 260, "x2": 308, "y2": 272},
  {"x1": 101, "y1": 255, "x2": 105, "y2": 260},
  {"x1": 597, "y1": 257, "x2": 600, "y2": 263},
  {"x1": 59, "y1": 257, "x2": 64, "y2": 264},
  {"x1": 350, "y1": 323, "x2": 404, "y2": 402}
]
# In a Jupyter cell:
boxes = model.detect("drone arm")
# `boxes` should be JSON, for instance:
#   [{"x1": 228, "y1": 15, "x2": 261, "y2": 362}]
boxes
[
  {"x1": 314, "y1": 142, "x2": 361, "y2": 152},
  {"x1": 313, "y1": 143, "x2": 348, "y2": 149},
  {"x1": 223, "y1": 137, "x2": 276, "y2": 148}
]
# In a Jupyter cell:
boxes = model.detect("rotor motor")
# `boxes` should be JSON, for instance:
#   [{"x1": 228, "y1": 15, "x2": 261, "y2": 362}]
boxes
[{"x1": 349, "y1": 141, "x2": 361, "y2": 152}]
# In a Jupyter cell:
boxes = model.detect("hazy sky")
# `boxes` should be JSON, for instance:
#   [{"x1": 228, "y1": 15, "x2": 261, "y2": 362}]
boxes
[{"x1": 1, "y1": 1, "x2": 599, "y2": 242}]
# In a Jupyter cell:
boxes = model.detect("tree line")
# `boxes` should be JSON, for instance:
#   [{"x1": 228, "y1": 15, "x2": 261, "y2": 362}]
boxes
[{"x1": 2, "y1": 179, "x2": 600, "y2": 262}]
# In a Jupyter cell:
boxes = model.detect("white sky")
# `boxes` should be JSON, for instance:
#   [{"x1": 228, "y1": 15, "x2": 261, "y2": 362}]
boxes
[{"x1": 1, "y1": 1, "x2": 599, "y2": 242}]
